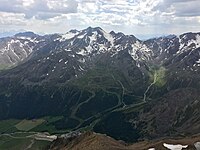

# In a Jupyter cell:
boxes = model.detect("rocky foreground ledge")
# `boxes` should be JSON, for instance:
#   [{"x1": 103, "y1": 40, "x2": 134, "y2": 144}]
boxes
[{"x1": 47, "y1": 131, "x2": 200, "y2": 150}]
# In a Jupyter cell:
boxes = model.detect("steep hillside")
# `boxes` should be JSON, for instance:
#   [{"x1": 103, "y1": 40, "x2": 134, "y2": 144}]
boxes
[{"x1": 0, "y1": 27, "x2": 200, "y2": 143}]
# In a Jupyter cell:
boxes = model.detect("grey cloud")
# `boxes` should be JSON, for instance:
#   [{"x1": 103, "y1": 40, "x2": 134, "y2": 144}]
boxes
[
  {"x1": 0, "y1": 0, "x2": 78, "y2": 19},
  {"x1": 23, "y1": 0, "x2": 56, "y2": 19},
  {"x1": 49, "y1": 0, "x2": 78, "y2": 13},
  {"x1": 26, "y1": 0, "x2": 78, "y2": 19},
  {"x1": 0, "y1": 0, "x2": 200, "y2": 37},
  {"x1": 153, "y1": 0, "x2": 200, "y2": 18},
  {"x1": 173, "y1": 1, "x2": 200, "y2": 17},
  {"x1": 0, "y1": 0, "x2": 22, "y2": 13}
]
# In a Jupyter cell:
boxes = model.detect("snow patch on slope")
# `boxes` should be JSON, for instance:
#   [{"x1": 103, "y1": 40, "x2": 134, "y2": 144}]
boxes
[
  {"x1": 177, "y1": 34, "x2": 200, "y2": 54},
  {"x1": 59, "y1": 31, "x2": 79, "y2": 41},
  {"x1": 163, "y1": 143, "x2": 188, "y2": 150},
  {"x1": 129, "y1": 40, "x2": 152, "y2": 62}
]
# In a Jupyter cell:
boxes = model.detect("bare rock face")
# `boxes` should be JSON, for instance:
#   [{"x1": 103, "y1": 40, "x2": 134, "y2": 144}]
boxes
[{"x1": 0, "y1": 32, "x2": 39, "y2": 68}]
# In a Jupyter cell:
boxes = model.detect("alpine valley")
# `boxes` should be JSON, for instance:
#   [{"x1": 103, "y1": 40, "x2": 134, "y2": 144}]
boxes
[{"x1": 1, "y1": 27, "x2": 200, "y2": 149}]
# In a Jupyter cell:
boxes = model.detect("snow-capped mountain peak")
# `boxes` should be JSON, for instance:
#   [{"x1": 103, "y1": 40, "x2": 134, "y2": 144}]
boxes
[{"x1": 1, "y1": 28, "x2": 200, "y2": 73}]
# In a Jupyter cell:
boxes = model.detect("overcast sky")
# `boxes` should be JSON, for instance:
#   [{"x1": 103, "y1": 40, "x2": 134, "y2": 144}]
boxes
[{"x1": 0, "y1": 0, "x2": 200, "y2": 38}]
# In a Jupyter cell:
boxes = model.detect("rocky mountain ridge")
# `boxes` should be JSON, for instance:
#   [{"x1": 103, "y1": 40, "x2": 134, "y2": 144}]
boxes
[{"x1": 48, "y1": 131, "x2": 200, "y2": 150}]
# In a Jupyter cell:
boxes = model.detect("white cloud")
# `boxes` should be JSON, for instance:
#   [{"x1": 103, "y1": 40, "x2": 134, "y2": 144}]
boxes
[
  {"x1": 0, "y1": 0, "x2": 200, "y2": 38},
  {"x1": 22, "y1": 0, "x2": 35, "y2": 7},
  {"x1": 78, "y1": 1, "x2": 99, "y2": 13},
  {"x1": 0, "y1": 12, "x2": 26, "y2": 26}
]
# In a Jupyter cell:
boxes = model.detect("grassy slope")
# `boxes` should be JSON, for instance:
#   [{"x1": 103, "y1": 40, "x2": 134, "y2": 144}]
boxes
[
  {"x1": 0, "y1": 64, "x2": 174, "y2": 144},
  {"x1": 0, "y1": 120, "x2": 20, "y2": 134},
  {"x1": 0, "y1": 117, "x2": 61, "y2": 150},
  {"x1": 15, "y1": 119, "x2": 45, "y2": 131},
  {"x1": 0, "y1": 134, "x2": 50, "y2": 150}
]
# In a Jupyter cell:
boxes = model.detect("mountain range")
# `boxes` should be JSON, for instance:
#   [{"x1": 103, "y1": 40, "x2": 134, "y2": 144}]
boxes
[{"x1": 0, "y1": 27, "x2": 200, "y2": 143}]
